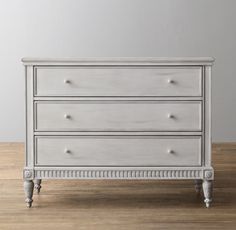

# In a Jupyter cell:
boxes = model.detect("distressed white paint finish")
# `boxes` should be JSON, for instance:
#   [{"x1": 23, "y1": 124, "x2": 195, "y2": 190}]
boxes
[
  {"x1": 203, "y1": 180, "x2": 213, "y2": 208},
  {"x1": 35, "y1": 67, "x2": 202, "y2": 97},
  {"x1": 35, "y1": 136, "x2": 202, "y2": 166},
  {"x1": 25, "y1": 66, "x2": 34, "y2": 167},
  {"x1": 34, "y1": 131, "x2": 203, "y2": 136},
  {"x1": 22, "y1": 57, "x2": 215, "y2": 66},
  {"x1": 27, "y1": 167, "x2": 214, "y2": 180},
  {"x1": 204, "y1": 66, "x2": 212, "y2": 167},
  {"x1": 34, "y1": 96, "x2": 203, "y2": 101},
  {"x1": 35, "y1": 101, "x2": 202, "y2": 132},
  {"x1": 23, "y1": 180, "x2": 34, "y2": 208},
  {"x1": 34, "y1": 179, "x2": 42, "y2": 193},
  {"x1": 23, "y1": 58, "x2": 214, "y2": 207}
]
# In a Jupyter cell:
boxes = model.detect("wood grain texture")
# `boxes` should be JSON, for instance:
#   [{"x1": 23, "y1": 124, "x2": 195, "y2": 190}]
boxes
[
  {"x1": 25, "y1": 66, "x2": 34, "y2": 167},
  {"x1": 21, "y1": 57, "x2": 215, "y2": 66},
  {"x1": 0, "y1": 142, "x2": 235, "y2": 230},
  {"x1": 35, "y1": 101, "x2": 202, "y2": 132},
  {"x1": 34, "y1": 67, "x2": 202, "y2": 97},
  {"x1": 35, "y1": 136, "x2": 202, "y2": 166}
]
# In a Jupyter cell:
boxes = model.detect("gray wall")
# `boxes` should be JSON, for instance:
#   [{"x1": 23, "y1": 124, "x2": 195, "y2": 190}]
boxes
[{"x1": 0, "y1": 0, "x2": 235, "y2": 142}]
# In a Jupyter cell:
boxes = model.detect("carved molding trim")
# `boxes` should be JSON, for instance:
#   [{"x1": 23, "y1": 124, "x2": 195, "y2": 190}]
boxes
[
  {"x1": 34, "y1": 169, "x2": 203, "y2": 179},
  {"x1": 204, "y1": 169, "x2": 214, "y2": 180},
  {"x1": 23, "y1": 169, "x2": 34, "y2": 180}
]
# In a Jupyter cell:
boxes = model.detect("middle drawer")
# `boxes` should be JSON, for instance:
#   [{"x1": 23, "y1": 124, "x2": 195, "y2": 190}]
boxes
[{"x1": 34, "y1": 101, "x2": 202, "y2": 132}]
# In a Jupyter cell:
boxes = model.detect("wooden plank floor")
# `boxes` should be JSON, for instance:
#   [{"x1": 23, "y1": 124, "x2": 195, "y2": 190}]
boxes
[{"x1": 0, "y1": 143, "x2": 235, "y2": 230}]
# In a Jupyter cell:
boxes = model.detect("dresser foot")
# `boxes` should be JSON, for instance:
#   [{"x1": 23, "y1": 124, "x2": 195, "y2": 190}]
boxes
[
  {"x1": 34, "y1": 179, "x2": 42, "y2": 193},
  {"x1": 194, "y1": 179, "x2": 202, "y2": 194},
  {"x1": 202, "y1": 180, "x2": 213, "y2": 208},
  {"x1": 24, "y1": 180, "x2": 34, "y2": 208}
]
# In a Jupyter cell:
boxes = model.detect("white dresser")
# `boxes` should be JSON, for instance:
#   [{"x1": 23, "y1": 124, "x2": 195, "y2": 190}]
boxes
[{"x1": 22, "y1": 58, "x2": 214, "y2": 208}]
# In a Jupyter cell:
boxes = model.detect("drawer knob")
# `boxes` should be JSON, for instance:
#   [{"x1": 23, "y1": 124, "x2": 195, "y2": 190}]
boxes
[
  {"x1": 167, "y1": 79, "x2": 174, "y2": 84},
  {"x1": 167, "y1": 149, "x2": 174, "y2": 154},
  {"x1": 167, "y1": 113, "x2": 174, "y2": 119},
  {"x1": 64, "y1": 114, "x2": 71, "y2": 119},
  {"x1": 64, "y1": 79, "x2": 71, "y2": 84},
  {"x1": 64, "y1": 148, "x2": 71, "y2": 154}
]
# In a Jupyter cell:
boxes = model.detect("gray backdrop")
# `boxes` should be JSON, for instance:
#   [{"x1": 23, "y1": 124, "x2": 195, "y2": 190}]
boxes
[{"x1": 0, "y1": 0, "x2": 235, "y2": 142}]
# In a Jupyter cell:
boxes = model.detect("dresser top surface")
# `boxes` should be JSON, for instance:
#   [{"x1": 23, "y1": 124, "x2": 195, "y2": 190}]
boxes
[{"x1": 22, "y1": 57, "x2": 215, "y2": 66}]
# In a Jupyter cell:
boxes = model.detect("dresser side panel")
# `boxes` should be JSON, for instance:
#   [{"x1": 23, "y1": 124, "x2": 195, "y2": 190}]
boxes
[
  {"x1": 25, "y1": 66, "x2": 34, "y2": 168},
  {"x1": 204, "y1": 66, "x2": 212, "y2": 167}
]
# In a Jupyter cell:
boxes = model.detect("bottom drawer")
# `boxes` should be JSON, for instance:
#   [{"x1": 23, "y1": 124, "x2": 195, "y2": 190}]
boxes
[{"x1": 35, "y1": 136, "x2": 201, "y2": 166}]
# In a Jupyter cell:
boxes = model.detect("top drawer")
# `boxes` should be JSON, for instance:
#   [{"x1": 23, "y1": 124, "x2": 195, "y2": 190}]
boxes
[{"x1": 34, "y1": 67, "x2": 202, "y2": 97}]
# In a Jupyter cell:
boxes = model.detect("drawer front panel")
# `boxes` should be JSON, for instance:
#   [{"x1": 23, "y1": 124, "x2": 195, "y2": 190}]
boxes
[
  {"x1": 35, "y1": 101, "x2": 202, "y2": 131},
  {"x1": 35, "y1": 67, "x2": 202, "y2": 97},
  {"x1": 35, "y1": 136, "x2": 202, "y2": 166}
]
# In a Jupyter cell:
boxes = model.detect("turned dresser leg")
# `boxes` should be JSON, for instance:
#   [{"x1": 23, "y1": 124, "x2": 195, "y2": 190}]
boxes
[
  {"x1": 194, "y1": 179, "x2": 202, "y2": 194},
  {"x1": 34, "y1": 179, "x2": 42, "y2": 193},
  {"x1": 24, "y1": 180, "x2": 34, "y2": 208},
  {"x1": 202, "y1": 180, "x2": 213, "y2": 208}
]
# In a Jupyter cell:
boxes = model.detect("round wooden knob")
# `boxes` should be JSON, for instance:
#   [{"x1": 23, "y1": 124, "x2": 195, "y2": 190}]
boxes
[
  {"x1": 167, "y1": 113, "x2": 174, "y2": 119},
  {"x1": 64, "y1": 114, "x2": 71, "y2": 119},
  {"x1": 64, "y1": 79, "x2": 71, "y2": 84},
  {"x1": 167, "y1": 149, "x2": 174, "y2": 154},
  {"x1": 167, "y1": 79, "x2": 174, "y2": 84},
  {"x1": 64, "y1": 148, "x2": 71, "y2": 154}
]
